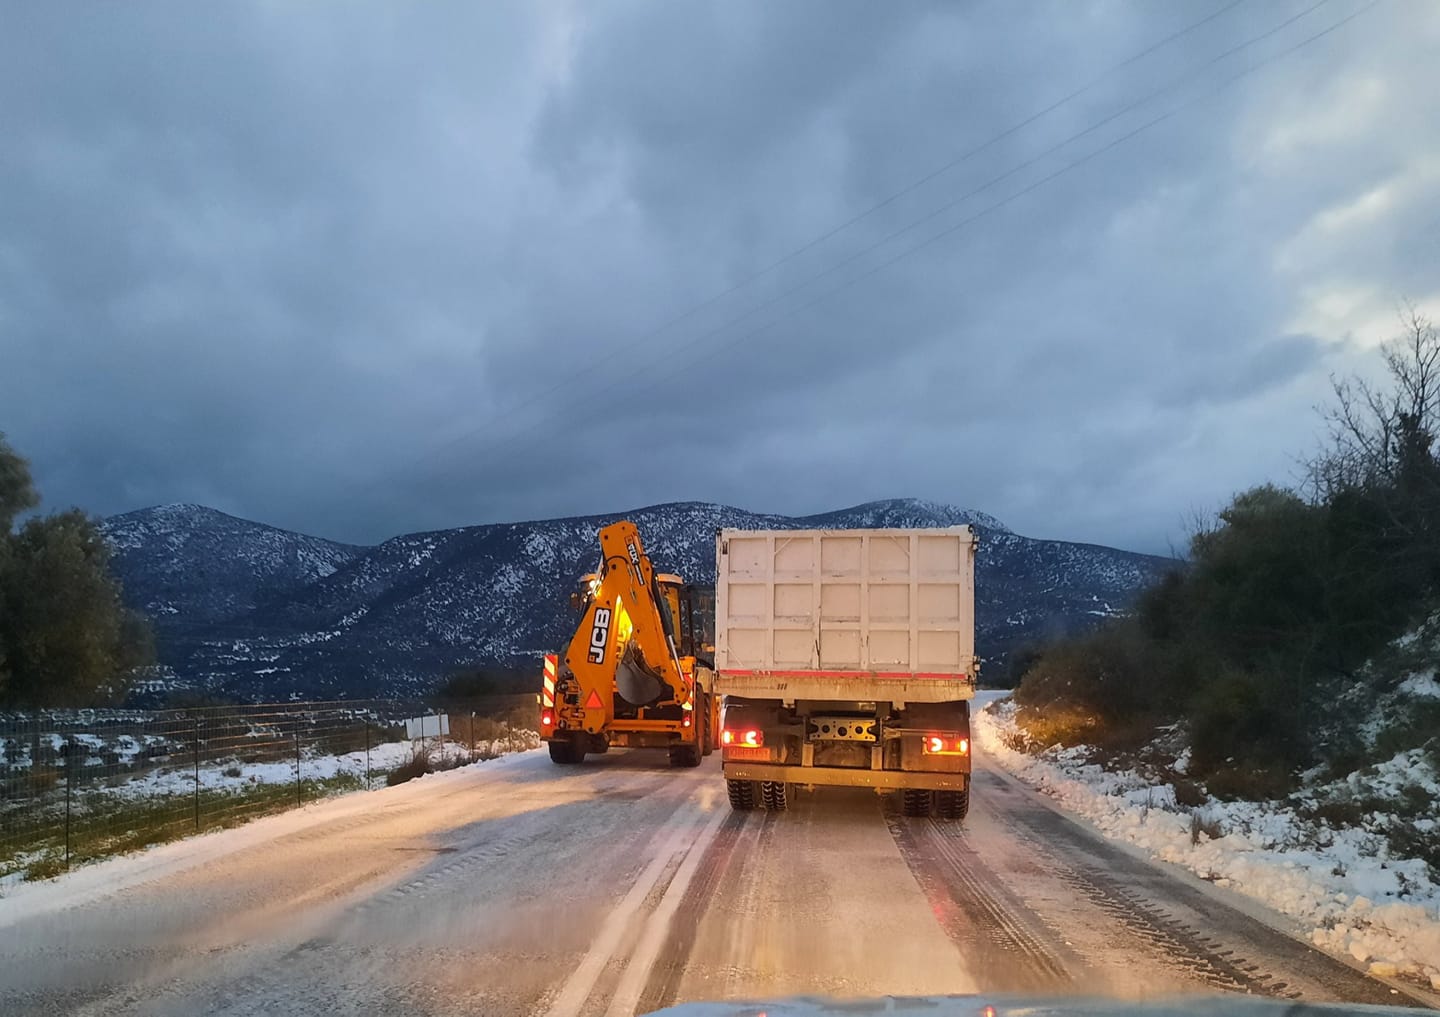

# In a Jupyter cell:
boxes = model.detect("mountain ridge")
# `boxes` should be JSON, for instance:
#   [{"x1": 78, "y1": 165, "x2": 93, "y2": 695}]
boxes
[{"x1": 101, "y1": 499, "x2": 1173, "y2": 701}]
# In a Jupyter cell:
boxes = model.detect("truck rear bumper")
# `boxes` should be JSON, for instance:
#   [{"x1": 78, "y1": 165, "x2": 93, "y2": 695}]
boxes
[
  {"x1": 547, "y1": 730, "x2": 680, "y2": 750},
  {"x1": 722, "y1": 761, "x2": 969, "y2": 791}
]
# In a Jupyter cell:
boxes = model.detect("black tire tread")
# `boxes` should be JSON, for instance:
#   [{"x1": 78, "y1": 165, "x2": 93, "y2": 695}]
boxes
[
  {"x1": 935, "y1": 788, "x2": 970, "y2": 821},
  {"x1": 901, "y1": 787, "x2": 933, "y2": 817},
  {"x1": 727, "y1": 779, "x2": 756, "y2": 810},
  {"x1": 933, "y1": 783, "x2": 967, "y2": 818},
  {"x1": 548, "y1": 739, "x2": 580, "y2": 765}
]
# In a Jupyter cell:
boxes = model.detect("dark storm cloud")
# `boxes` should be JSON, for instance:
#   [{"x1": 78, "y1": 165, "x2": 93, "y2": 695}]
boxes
[{"x1": 1, "y1": 0, "x2": 1436, "y2": 554}]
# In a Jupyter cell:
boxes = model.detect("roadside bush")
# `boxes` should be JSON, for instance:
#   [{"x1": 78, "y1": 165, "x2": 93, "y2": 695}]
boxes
[
  {"x1": 1388, "y1": 820, "x2": 1440, "y2": 883},
  {"x1": 1013, "y1": 622, "x2": 1174, "y2": 750},
  {"x1": 469, "y1": 717, "x2": 505, "y2": 744},
  {"x1": 1189, "y1": 811, "x2": 1224, "y2": 845},
  {"x1": 1188, "y1": 667, "x2": 1306, "y2": 793},
  {"x1": 384, "y1": 740, "x2": 477, "y2": 786},
  {"x1": 1014, "y1": 477, "x2": 1437, "y2": 794},
  {"x1": 386, "y1": 749, "x2": 430, "y2": 786},
  {"x1": 1172, "y1": 778, "x2": 1207, "y2": 809},
  {"x1": 24, "y1": 852, "x2": 66, "y2": 882},
  {"x1": 1372, "y1": 699, "x2": 1440, "y2": 762}
]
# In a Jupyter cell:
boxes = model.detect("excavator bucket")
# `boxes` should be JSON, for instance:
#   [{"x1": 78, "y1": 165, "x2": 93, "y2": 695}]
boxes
[{"x1": 615, "y1": 643, "x2": 667, "y2": 706}]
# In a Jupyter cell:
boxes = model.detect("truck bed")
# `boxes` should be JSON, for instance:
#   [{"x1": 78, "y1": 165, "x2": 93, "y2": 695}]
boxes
[{"x1": 714, "y1": 527, "x2": 978, "y2": 701}]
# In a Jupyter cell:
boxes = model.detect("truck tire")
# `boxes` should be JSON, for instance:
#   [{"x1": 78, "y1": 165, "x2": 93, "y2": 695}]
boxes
[
  {"x1": 548, "y1": 739, "x2": 581, "y2": 765},
  {"x1": 935, "y1": 788, "x2": 969, "y2": 821},
  {"x1": 761, "y1": 780, "x2": 788, "y2": 811},
  {"x1": 901, "y1": 787, "x2": 932, "y2": 817},
  {"x1": 669, "y1": 744, "x2": 701, "y2": 768},
  {"x1": 727, "y1": 779, "x2": 756, "y2": 810}
]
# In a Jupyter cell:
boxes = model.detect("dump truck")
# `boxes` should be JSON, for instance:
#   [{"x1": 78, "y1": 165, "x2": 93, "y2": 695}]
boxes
[
  {"x1": 714, "y1": 526, "x2": 977, "y2": 817},
  {"x1": 539, "y1": 520, "x2": 720, "y2": 766}
]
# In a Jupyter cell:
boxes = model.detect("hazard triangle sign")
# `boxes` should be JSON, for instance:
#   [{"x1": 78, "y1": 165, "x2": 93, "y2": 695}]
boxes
[{"x1": 585, "y1": 689, "x2": 604, "y2": 709}]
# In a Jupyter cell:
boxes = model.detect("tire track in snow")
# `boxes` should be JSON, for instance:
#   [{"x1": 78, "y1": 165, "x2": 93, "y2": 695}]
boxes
[
  {"x1": 972, "y1": 768, "x2": 1412, "y2": 1006},
  {"x1": 633, "y1": 811, "x2": 754, "y2": 1015},
  {"x1": 888, "y1": 809, "x2": 1076, "y2": 993},
  {"x1": 534, "y1": 794, "x2": 715, "y2": 1017}
]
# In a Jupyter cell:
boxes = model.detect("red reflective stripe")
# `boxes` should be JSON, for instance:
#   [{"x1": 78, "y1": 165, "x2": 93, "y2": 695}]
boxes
[
  {"x1": 719, "y1": 669, "x2": 968, "y2": 680},
  {"x1": 541, "y1": 653, "x2": 557, "y2": 708},
  {"x1": 542, "y1": 654, "x2": 559, "y2": 708}
]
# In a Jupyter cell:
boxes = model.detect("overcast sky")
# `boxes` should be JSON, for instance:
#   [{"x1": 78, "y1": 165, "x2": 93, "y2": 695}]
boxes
[{"x1": 2, "y1": 0, "x2": 1437, "y2": 555}]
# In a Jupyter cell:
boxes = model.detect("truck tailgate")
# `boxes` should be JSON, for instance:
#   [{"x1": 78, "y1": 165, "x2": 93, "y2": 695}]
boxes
[{"x1": 715, "y1": 527, "x2": 977, "y2": 701}]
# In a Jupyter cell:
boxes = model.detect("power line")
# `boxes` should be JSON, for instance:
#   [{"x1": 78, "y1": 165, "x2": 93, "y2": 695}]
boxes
[
  {"x1": 547, "y1": 0, "x2": 1332, "y2": 389},
  {"x1": 445, "y1": 1, "x2": 1378, "y2": 480},
  {"x1": 353, "y1": 1, "x2": 1255, "y2": 498},
  {"x1": 400, "y1": 0, "x2": 1343, "y2": 483},
  {"x1": 654, "y1": 0, "x2": 1255, "y2": 324}
]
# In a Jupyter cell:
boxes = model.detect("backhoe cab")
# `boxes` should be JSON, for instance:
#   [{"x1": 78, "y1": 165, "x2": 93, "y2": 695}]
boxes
[{"x1": 540, "y1": 520, "x2": 718, "y2": 767}]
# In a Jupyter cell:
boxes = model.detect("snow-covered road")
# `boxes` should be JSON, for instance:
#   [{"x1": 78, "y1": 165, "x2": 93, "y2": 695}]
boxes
[{"x1": 0, "y1": 746, "x2": 1427, "y2": 1015}]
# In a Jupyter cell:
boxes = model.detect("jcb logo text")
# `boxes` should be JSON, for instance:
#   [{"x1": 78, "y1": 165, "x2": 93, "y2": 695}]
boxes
[{"x1": 588, "y1": 608, "x2": 611, "y2": 664}]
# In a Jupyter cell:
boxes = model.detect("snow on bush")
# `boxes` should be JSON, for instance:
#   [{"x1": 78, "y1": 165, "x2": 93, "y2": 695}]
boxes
[{"x1": 976, "y1": 696, "x2": 1440, "y2": 991}]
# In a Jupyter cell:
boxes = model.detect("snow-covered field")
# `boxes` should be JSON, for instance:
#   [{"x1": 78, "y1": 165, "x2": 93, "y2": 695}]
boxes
[
  {"x1": 975, "y1": 695, "x2": 1440, "y2": 991},
  {"x1": 110, "y1": 731, "x2": 539, "y2": 797},
  {"x1": 1, "y1": 729, "x2": 542, "y2": 888}
]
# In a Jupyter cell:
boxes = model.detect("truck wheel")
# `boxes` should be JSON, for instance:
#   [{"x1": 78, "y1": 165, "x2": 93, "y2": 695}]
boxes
[
  {"x1": 761, "y1": 780, "x2": 788, "y2": 811},
  {"x1": 669, "y1": 744, "x2": 701, "y2": 768},
  {"x1": 548, "y1": 739, "x2": 582, "y2": 765},
  {"x1": 901, "y1": 788, "x2": 932, "y2": 817},
  {"x1": 727, "y1": 779, "x2": 756, "y2": 811},
  {"x1": 935, "y1": 789, "x2": 969, "y2": 821},
  {"x1": 700, "y1": 695, "x2": 714, "y2": 757}
]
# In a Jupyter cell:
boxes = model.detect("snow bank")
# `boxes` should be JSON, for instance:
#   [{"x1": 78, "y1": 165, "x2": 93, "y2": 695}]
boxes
[{"x1": 975, "y1": 697, "x2": 1440, "y2": 991}]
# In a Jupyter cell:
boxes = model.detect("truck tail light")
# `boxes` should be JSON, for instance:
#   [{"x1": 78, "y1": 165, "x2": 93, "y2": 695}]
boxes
[
  {"x1": 683, "y1": 715, "x2": 692, "y2": 728},
  {"x1": 721, "y1": 729, "x2": 762, "y2": 747},
  {"x1": 923, "y1": 733, "x2": 968, "y2": 755},
  {"x1": 541, "y1": 711, "x2": 554, "y2": 729}
]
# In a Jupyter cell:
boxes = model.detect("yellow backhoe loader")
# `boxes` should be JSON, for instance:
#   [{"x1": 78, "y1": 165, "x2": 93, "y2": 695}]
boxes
[{"x1": 539, "y1": 520, "x2": 718, "y2": 766}]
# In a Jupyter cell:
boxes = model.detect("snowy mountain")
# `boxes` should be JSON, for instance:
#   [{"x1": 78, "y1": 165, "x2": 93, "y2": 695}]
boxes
[
  {"x1": 103, "y1": 499, "x2": 1174, "y2": 701},
  {"x1": 102, "y1": 504, "x2": 363, "y2": 628}
]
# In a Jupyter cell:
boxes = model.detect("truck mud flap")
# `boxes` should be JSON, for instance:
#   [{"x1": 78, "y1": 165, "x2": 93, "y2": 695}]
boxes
[{"x1": 722, "y1": 761, "x2": 969, "y2": 791}]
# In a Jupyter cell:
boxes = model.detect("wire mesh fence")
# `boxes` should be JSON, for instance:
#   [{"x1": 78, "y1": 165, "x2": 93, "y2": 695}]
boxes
[{"x1": 0, "y1": 696, "x2": 540, "y2": 882}]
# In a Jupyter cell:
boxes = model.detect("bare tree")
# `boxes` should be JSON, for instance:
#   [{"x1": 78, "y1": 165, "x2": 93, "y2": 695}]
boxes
[{"x1": 1311, "y1": 304, "x2": 1440, "y2": 511}]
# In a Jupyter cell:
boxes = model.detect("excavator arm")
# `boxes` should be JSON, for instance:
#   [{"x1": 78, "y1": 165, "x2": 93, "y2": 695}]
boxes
[{"x1": 561, "y1": 521, "x2": 694, "y2": 734}]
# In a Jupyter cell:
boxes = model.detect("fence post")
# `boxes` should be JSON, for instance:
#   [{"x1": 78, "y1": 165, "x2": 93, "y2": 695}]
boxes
[
  {"x1": 469, "y1": 711, "x2": 475, "y2": 763},
  {"x1": 365, "y1": 718, "x2": 371, "y2": 790},
  {"x1": 295, "y1": 725, "x2": 302, "y2": 807},
  {"x1": 437, "y1": 710, "x2": 445, "y2": 757},
  {"x1": 193, "y1": 719, "x2": 201, "y2": 833},
  {"x1": 64, "y1": 746, "x2": 72, "y2": 870}
]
